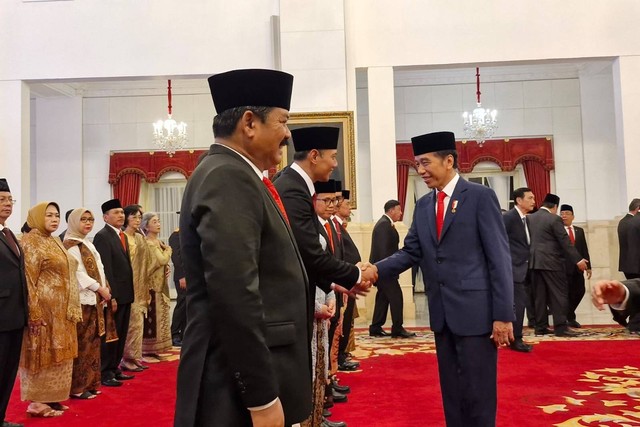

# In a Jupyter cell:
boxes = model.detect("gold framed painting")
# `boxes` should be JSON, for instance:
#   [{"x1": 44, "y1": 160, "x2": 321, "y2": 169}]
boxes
[{"x1": 279, "y1": 111, "x2": 357, "y2": 208}]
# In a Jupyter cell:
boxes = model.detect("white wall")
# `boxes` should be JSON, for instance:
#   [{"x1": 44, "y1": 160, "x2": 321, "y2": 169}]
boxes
[{"x1": 0, "y1": 0, "x2": 279, "y2": 80}]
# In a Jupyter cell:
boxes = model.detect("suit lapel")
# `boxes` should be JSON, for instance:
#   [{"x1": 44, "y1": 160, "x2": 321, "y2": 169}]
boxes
[
  {"x1": 0, "y1": 228, "x2": 20, "y2": 265},
  {"x1": 424, "y1": 191, "x2": 437, "y2": 244},
  {"x1": 439, "y1": 179, "x2": 466, "y2": 243}
]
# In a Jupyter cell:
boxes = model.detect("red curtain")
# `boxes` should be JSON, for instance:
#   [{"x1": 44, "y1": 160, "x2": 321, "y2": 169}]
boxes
[
  {"x1": 113, "y1": 173, "x2": 142, "y2": 207},
  {"x1": 396, "y1": 162, "x2": 411, "y2": 221},
  {"x1": 521, "y1": 160, "x2": 550, "y2": 209}
]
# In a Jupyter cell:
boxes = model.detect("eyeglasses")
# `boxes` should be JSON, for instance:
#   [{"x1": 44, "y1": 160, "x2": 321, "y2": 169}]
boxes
[
  {"x1": 0, "y1": 197, "x2": 16, "y2": 205},
  {"x1": 318, "y1": 198, "x2": 337, "y2": 206},
  {"x1": 80, "y1": 217, "x2": 95, "y2": 223}
]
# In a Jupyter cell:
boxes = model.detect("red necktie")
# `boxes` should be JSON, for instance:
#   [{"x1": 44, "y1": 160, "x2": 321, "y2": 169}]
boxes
[
  {"x1": 324, "y1": 222, "x2": 335, "y2": 253},
  {"x1": 263, "y1": 177, "x2": 289, "y2": 224},
  {"x1": 119, "y1": 231, "x2": 127, "y2": 252},
  {"x1": 2, "y1": 228, "x2": 20, "y2": 258},
  {"x1": 567, "y1": 226, "x2": 575, "y2": 245},
  {"x1": 332, "y1": 218, "x2": 342, "y2": 242},
  {"x1": 436, "y1": 191, "x2": 447, "y2": 240}
]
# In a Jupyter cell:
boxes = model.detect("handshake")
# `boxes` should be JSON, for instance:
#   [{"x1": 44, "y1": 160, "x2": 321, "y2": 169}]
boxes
[{"x1": 333, "y1": 262, "x2": 378, "y2": 299}]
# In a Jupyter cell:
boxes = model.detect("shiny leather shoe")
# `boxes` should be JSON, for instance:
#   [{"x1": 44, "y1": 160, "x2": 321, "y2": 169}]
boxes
[
  {"x1": 331, "y1": 388, "x2": 347, "y2": 403},
  {"x1": 567, "y1": 320, "x2": 582, "y2": 328},
  {"x1": 535, "y1": 328, "x2": 553, "y2": 336},
  {"x1": 555, "y1": 328, "x2": 580, "y2": 337},
  {"x1": 391, "y1": 329, "x2": 417, "y2": 338},
  {"x1": 331, "y1": 378, "x2": 350, "y2": 394},
  {"x1": 510, "y1": 340, "x2": 533, "y2": 353},
  {"x1": 323, "y1": 408, "x2": 332, "y2": 418},
  {"x1": 115, "y1": 373, "x2": 135, "y2": 381},
  {"x1": 101, "y1": 378, "x2": 122, "y2": 387},
  {"x1": 369, "y1": 328, "x2": 390, "y2": 337},
  {"x1": 338, "y1": 361, "x2": 358, "y2": 372},
  {"x1": 3, "y1": 421, "x2": 24, "y2": 427},
  {"x1": 322, "y1": 417, "x2": 347, "y2": 427},
  {"x1": 172, "y1": 337, "x2": 183, "y2": 347}
]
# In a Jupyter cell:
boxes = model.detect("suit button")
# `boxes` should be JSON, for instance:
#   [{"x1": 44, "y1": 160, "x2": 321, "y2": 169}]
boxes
[
  {"x1": 436, "y1": 258, "x2": 443, "y2": 264},
  {"x1": 439, "y1": 282, "x2": 444, "y2": 286}
]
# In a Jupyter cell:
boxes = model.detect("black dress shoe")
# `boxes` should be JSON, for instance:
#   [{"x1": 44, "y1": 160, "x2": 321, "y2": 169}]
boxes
[
  {"x1": 555, "y1": 328, "x2": 580, "y2": 337},
  {"x1": 391, "y1": 329, "x2": 417, "y2": 338},
  {"x1": 369, "y1": 328, "x2": 390, "y2": 337},
  {"x1": 567, "y1": 320, "x2": 582, "y2": 328},
  {"x1": 172, "y1": 337, "x2": 183, "y2": 347},
  {"x1": 323, "y1": 408, "x2": 332, "y2": 418},
  {"x1": 3, "y1": 421, "x2": 24, "y2": 427},
  {"x1": 331, "y1": 379, "x2": 350, "y2": 394},
  {"x1": 322, "y1": 417, "x2": 347, "y2": 427},
  {"x1": 338, "y1": 361, "x2": 358, "y2": 372},
  {"x1": 535, "y1": 328, "x2": 553, "y2": 336},
  {"x1": 331, "y1": 388, "x2": 347, "y2": 403},
  {"x1": 510, "y1": 340, "x2": 533, "y2": 353},
  {"x1": 115, "y1": 373, "x2": 135, "y2": 380},
  {"x1": 101, "y1": 378, "x2": 123, "y2": 387}
]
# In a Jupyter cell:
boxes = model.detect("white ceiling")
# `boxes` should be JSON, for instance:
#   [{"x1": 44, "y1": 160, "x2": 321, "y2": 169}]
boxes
[{"x1": 29, "y1": 58, "x2": 614, "y2": 99}]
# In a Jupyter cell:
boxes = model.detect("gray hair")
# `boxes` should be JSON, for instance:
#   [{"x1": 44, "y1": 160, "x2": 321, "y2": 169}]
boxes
[{"x1": 140, "y1": 212, "x2": 158, "y2": 235}]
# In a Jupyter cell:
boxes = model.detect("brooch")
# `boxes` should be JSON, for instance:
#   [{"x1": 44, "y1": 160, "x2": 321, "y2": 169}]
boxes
[{"x1": 451, "y1": 200, "x2": 458, "y2": 213}]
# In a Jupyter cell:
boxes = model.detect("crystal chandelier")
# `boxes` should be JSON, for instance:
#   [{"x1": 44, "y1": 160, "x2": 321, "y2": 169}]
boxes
[
  {"x1": 462, "y1": 67, "x2": 497, "y2": 145},
  {"x1": 153, "y1": 79, "x2": 187, "y2": 156}
]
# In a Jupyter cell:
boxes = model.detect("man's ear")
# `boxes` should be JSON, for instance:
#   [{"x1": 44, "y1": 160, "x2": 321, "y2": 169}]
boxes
[{"x1": 241, "y1": 110, "x2": 256, "y2": 136}]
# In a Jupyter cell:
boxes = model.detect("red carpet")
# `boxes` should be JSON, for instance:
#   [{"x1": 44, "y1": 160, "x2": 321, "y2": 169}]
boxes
[{"x1": 7, "y1": 327, "x2": 640, "y2": 426}]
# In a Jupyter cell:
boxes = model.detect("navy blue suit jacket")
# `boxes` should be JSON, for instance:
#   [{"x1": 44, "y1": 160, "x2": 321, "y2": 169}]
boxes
[{"x1": 376, "y1": 178, "x2": 514, "y2": 336}]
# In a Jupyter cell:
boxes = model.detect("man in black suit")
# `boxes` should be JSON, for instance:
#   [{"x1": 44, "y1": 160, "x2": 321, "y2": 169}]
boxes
[
  {"x1": 503, "y1": 187, "x2": 535, "y2": 352},
  {"x1": 273, "y1": 127, "x2": 375, "y2": 308},
  {"x1": 593, "y1": 278, "x2": 640, "y2": 317},
  {"x1": 334, "y1": 189, "x2": 361, "y2": 374},
  {"x1": 560, "y1": 204, "x2": 592, "y2": 328},
  {"x1": 528, "y1": 194, "x2": 588, "y2": 337},
  {"x1": 93, "y1": 198, "x2": 135, "y2": 386},
  {"x1": 616, "y1": 198, "x2": 640, "y2": 332},
  {"x1": 0, "y1": 179, "x2": 27, "y2": 427},
  {"x1": 175, "y1": 69, "x2": 313, "y2": 427},
  {"x1": 369, "y1": 200, "x2": 415, "y2": 338},
  {"x1": 58, "y1": 209, "x2": 73, "y2": 241},
  {"x1": 169, "y1": 222, "x2": 186, "y2": 347}
]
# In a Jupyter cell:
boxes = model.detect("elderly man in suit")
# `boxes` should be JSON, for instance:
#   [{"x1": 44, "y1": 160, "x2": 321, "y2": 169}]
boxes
[
  {"x1": 616, "y1": 198, "x2": 640, "y2": 332},
  {"x1": 371, "y1": 131, "x2": 515, "y2": 427},
  {"x1": 175, "y1": 69, "x2": 312, "y2": 427},
  {"x1": 528, "y1": 194, "x2": 588, "y2": 337},
  {"x1": 369, "y1": 200, "x2": 415, "y2": 339},
  {"x1": 93, "y1": 198, "x2": 136, "y2": 387},
  {"x1": 0, "y1": 179, "x2": 28, "y2": 427},
  {"x1": 503, "y1": 187, "x2": 536, "y2": 353},
  {"x1": 560, "y1": 204, "x2": 592, "y2": 328}
]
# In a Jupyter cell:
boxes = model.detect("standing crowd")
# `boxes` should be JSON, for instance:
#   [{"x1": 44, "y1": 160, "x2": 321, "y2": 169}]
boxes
[{"x1": 0, "y1": 182, "x2": 185, "y2": 427}]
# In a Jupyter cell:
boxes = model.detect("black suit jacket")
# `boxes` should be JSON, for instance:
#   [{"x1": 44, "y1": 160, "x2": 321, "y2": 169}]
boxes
[
  {"x1": 93, "y1": 225, "x2": 134, "y2": 304},
  {"x1": 0, "y1": 227, "x2": 28, "y2": 332},
  {"x1": 565, "y1": 225, "x2": 590, "y2": 273},
  {"x1": 503, "y1": 208, "x2": 530, "y2": 283},
  {"x1": 168, "y1": 230, "x2": 185, "y2": 283},
  {"x1": 340, "y1": 225, "x2": 362, "y2": 265},
  {"x1": 618, "y1": 214, "x2": 640, "y2": 274},
  {"x1": 175, "y1": 145, "x2": 312, "y2": 426},
  {"x1": 274, "y1": 166, "x2": 360, "y2": 290},
  {"x1": 369, "y1": 215, "x2": 400, "y2": 286},
  {"x1": 528, "y1": 208, "x2": 581, "y2": 272}
]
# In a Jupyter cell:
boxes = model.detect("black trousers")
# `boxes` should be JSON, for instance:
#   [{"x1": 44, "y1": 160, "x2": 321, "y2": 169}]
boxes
[
  {"x1": 524, "y1": 278, "x2": 536, "y2": 326},
  {"x1": 101, "y1": 302, "x2": 131, "y2": 380},
  {"x1": 532, "y1": 270, "x2": 569, "y2": 332},
  {"x1": 339, "y1": 297, "x2": 355, "y2": 361},
  {"x1": 370, "y1": 279, "x2": 404, "y2": 333},
  {"x1": 0, "y1": 329, "x2": 22, "y2": 423},
  {"x1": 566, "y1": 270, "x2": 585, "y2": 322},
  {"x1": 512, "y1": 280, "x2": 527, "y2": 339},
  {"x1": 171, "y1": 281, "x2": 187, "y2": 340},
  {"x1": 434, "y1": 324, "x2": 497, "y2": 427}
]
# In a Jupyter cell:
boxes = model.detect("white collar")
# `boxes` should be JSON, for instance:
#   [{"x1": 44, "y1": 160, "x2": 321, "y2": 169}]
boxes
[
  {"x1": 439, "y1": 173, "x2": 460, "y2": 197},
  {"x1": 215, "y1": 142, "x2": 264, "y2": 180},
  {"x1": 317, "y1": 216, "x2": 328, "y2": 226},
  {"x1": 384, "y1": 214, "x2": 394, "y2": 225},
  {"x1": 291, "y1": 162, "x2": 316, "y2": 197},
  {"x1": 333, "y1": 215, "x2": 343, "y2": 225},
  {"x1": 106, "y1": 223, "x2": 122, "y2": 235},
  {"x1": 514, "y1": 205, "x2": 528, "y2": 219}
]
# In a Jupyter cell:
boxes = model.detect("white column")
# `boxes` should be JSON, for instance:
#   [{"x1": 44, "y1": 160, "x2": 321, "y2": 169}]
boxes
[
  {"x1": 367, "y1": 67, "x2": 397, "y2": 219},
  {"x1": 613, "y1": 56, "x2": 640, "y2": 211},
  {"x1": 0, "y1": 81, "x2": 30, "y2": 229},
  {"x1": 34, "y1": 96, "x2": 83, "y2": 218}
]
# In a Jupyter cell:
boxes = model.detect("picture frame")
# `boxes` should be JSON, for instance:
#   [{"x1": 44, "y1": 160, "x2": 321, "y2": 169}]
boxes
[{"x1": 279, "y1": 111, "x2": 357, "y2": 208}]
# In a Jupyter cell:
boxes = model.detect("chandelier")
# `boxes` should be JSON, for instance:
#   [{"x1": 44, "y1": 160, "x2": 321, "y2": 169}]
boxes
[
  {"x1": 462, "y1": 67, "x2": 497, "y2": 145},
  {"x1": 153, "y1": 79, "x2": 188, "y2": 156}
]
